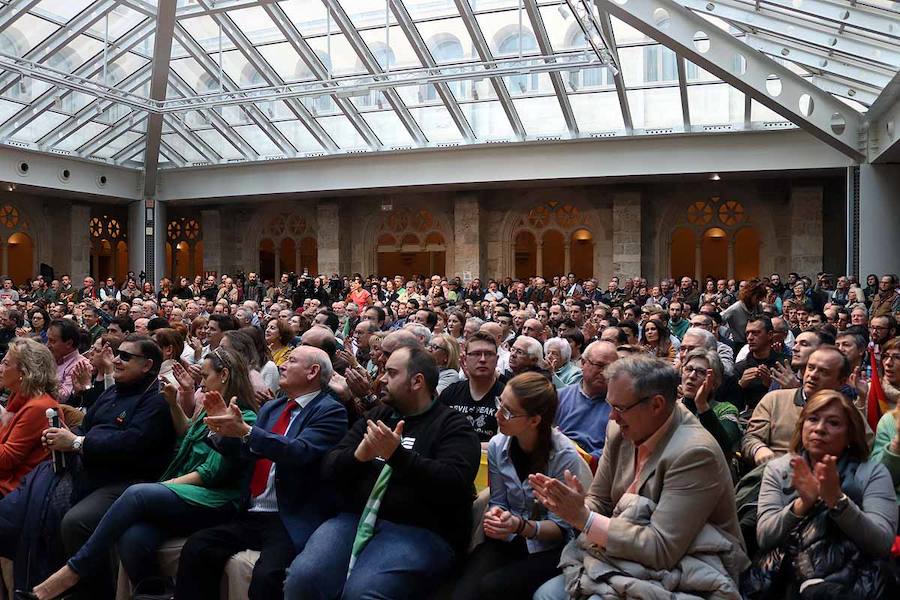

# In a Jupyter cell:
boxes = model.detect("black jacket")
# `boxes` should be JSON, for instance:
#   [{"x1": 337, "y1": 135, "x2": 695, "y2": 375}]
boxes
[
  {"x1": 322, "y1": 401, "x2": 480, "y2": 554},
  {"x1": 75, "y1": 375, "x2": 176, "y2": 497}
]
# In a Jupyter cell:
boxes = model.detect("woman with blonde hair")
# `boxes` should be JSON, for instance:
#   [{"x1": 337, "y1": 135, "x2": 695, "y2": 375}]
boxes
[
  {"x1": 427, "y1": 333, "x2": 460, "y2": 395},
  {"x1": 0, "y1": 338, "x2": 59, "y2": 496},
  {"x1": 747, "y1": 389, "x2": 897, "y2": 599}
]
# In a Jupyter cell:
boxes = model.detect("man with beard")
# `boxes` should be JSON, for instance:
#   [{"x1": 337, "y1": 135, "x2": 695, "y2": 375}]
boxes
[{"x1": 285, "y1": 346, "x2": 479, "y2": 599}]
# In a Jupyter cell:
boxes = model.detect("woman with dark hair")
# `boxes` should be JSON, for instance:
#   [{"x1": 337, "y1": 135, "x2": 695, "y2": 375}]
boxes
[
  {"x1": 451, "y1": 372, "x2": 591, "y2": 600},
  {"x1": 27, "y1": 308, "x2": 50, "y2": 343},
  {"x1": 31, "y1": 346, "x2": 258, "y2": 599},
  {"x1": 446, "y1": 309, "x2": 465, "y2": 343},
  {"x1": 141, "y1": 281, "x2": 155, "y2": 301},
  {"x1": 174, "y1": 276, "x2": 193, "y2": 300},
  {"x1": 221, "y1": 329, "x2": 274, "y2": 397},
  {"x1": 722, "y1": 278, "x2": 767, "y2": 345},
  {"x1": 745, "y1": 390, "x2": 897, "y2": 599},
  {"x1": 265, "y1": 317, "x2": 293, "y2": 367},
  {"x1": 0, "y1": 338, "x2": 58, "y2": 496},
  {"x1": 241, "y1": 325, "x2": 279, "y2": 394},
  {"x1": 864, "y1": 274, "x2": 879, "y2": 305},
  {"x1": 639, "y1": 317, "x2": 675, "y2": 364}
]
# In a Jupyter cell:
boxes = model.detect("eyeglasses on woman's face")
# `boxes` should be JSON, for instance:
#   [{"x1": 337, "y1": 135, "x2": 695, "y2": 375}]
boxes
[{"x1": 496, "y1": 405, "x2": 527, "y2": 421}]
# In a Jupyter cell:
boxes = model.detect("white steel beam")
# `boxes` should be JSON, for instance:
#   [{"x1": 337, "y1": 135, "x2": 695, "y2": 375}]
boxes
[
  {"x1": 156, "y1": 128, "x2": 852, "y2": 201},
  {"x1": 747, "y1": 0, "x2": 899, "y2": 40},
  {"x1": 143, "y1": 0, "x2": 177, "y2": 198},
  {"x1": 321, "y1": 0, "x2": 425, "y2": 146},
  {"x1": 676, "y1": 57, "x2": 690, "y2": 129},
  {"x1": 0, "y1": 0, "x2": 43, "y2": 33},
  {"x1": 679, "y1": 0, "x2": 900, "y2": 68},
  {"x1": 454, "y1": 0, "x2": 526, "y2": 140},
  {"x1": 596, "y1": 0, "x2": 865, "y2": 160},
  {"x1": 596, "y1": 9, "x2": 633, "y2": 133},
  {"x1": 389, "y1": 0, "x2": 475, "y2": 143},
  {"x1": 525, "y1": 0, "x2": 578, "y2": 137},
  {"x1": 866, "y1": 70, "x2": 900, "y2": 163},
  {"x1": 79, "y1": 113, "x2": 147, "y2": 158},
  {"x1": 176, "y1": 0, "x2": 285, "y2": 18},
  {"x1": 264, "y1": 3, "x2": 383, "y2": 149}
]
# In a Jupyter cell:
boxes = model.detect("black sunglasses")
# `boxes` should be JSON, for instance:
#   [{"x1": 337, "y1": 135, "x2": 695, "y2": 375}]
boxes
[{"x1": 115, "y1": 349, "x2": 146, "y2": 362}]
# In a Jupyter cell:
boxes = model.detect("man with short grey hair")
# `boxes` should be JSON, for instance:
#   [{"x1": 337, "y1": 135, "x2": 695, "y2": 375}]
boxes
[
  {"x1": 501, "y1": 335, "x2": 548, "y2": 382},
  {"x1": 689, "y1": 313, "x2": 735, "y2": 375},
  {"x1": 532, "y1": 355, "x2": 747, "y2": 599}
]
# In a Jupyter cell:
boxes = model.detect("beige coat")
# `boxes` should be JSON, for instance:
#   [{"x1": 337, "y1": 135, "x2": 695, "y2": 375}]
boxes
[
  {"x1": 741, "y1": 388, "x2": 803, "y2": 463},
  {"x1": 586, "y1": 403, "x2": 747, "y2": 571}
]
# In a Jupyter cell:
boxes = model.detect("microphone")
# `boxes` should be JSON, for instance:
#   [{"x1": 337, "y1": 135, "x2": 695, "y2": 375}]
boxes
[{"x1": 46, "y1": 408, "x2": 67, "y2": 473}]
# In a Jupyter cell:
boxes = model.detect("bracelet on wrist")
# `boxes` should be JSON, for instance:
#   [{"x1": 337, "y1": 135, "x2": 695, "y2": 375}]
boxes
[{"x1": 515, "y1": 516, "x2": 526, "y2": 535}]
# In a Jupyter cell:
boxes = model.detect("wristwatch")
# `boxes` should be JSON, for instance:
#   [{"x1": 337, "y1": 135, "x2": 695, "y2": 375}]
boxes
[
  {"x1": 828, "y1": 493, "x2": 850, "y2": 515},
  {"x1": 241, "y1": 427, "x2": 252, "y2": 445},
  {"x1": 72, "y1": 436, "x2": 84, "y2": 452}
]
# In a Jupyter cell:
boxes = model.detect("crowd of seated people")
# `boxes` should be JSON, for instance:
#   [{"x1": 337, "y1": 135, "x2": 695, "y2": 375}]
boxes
[{"x1": 0, "y1": 268, "x2": 896, "y2": 599}]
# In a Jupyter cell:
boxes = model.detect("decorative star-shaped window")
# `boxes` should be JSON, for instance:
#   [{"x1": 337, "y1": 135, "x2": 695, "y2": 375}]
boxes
[
  {"x1": 687, "y1": 201, "x2": 713, "y2": 225},
  {"x1": 527, "y1": 205, "x2": 550, "y2": 228},
  {"x1": 556, "y1": 204, "x2": 580, "y2": 227},
  {"x1": 718, "y1": 201, "x2": 745, "y2": 226},
  {"x1": 184, "y1": 219, "x2": 201, "y2": 240},
  {"x1": 89, "y1": 217, "x2": 103, "y2": 238}
]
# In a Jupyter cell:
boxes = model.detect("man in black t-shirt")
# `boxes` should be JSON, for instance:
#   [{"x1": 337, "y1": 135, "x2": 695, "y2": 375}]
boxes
[
  {"x1": 439, "y1": 331, "x2": 504, "y2": 445},
  {"x1": 732, "y1": 316, "x2": 786, "y2": 411}
]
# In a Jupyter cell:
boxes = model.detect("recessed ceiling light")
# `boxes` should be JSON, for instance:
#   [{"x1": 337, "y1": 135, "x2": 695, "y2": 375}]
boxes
[{"x1": 710, "y1": 173, "x2": 721, "y2": 181}]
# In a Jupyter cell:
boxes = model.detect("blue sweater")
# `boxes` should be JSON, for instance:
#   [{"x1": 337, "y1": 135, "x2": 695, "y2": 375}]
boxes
[{"x1": 555, "y1": 382, "x2": 612, "y2": 460}]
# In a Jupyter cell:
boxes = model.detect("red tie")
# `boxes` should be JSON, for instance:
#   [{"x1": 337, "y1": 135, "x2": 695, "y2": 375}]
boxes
[{"x1": 249, "y1": 401, "x2": 296, "y2": 497}]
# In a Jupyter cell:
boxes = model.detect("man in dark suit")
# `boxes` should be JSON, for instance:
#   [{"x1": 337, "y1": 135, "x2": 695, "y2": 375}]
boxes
[{"x1": 175, "y1": 345, "x2": 347, "y2": 600}]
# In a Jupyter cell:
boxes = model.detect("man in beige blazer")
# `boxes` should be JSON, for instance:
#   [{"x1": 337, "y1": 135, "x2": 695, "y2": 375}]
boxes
[{"x1": 532, "y1": 355, "x2": 748, "y2": 598}]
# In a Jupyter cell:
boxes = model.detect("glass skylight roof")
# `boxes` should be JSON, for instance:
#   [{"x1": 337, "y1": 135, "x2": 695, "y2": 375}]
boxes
[{"x1": 0, "y1": 0, "x2": 896, "y2": 170}]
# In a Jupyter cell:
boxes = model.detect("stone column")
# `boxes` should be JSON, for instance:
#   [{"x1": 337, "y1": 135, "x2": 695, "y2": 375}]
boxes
[
  {"x1": 612, "y1": 192, "x2": 641, "y2": 278},
  {"x1": 694, "y1": 239, "x2": 702, "y2": 281},
  {"x1": 859, "y1": 165, "x2": 900, "y2": 279},
  {"x1": 201, "y1": 209, "x2": 221, "y2": 277},
  {"x1": 452, "y1": 194, "x2": 482, "y2": 280},
  {"x1": 789, "y1": 186, "x2": 823, "y2": 277},
  {"x1": 70, "y1": 204, "x2": 92, "y2": 280},
  {"x1": 564, "y1": 242, "x2": 571, "y2": 274},
  {"x1": 317, "y1": 200, "x2": 341, "y2": 276},
  {"x1": 536, "y1": 243, "x2": 544, "y2": 277},
  {"x1": 0, "y1": 243, "x2": 7, "y2": 277},
  {"x1": 727, "y1": 239, "x2": 735, "y2": 279},
  {"x1": 128, "y1": 201, "x2": 145, "y2": 277}
]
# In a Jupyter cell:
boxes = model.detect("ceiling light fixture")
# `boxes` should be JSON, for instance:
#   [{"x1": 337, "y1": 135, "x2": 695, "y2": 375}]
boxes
[{"x1": 710, "y1": 173, "x2": 721, "y2": 181}]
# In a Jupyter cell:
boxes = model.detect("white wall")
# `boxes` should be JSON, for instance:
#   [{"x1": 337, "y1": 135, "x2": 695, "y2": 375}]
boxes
[{"x1": 859, "y1": 164, "x2": 900, "y2": 277}]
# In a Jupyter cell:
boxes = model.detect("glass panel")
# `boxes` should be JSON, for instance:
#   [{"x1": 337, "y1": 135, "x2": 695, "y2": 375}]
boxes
[
  {"x1": 234, "y1": 124, "x2": 284, "y2": 156},
  {"x1": 410, "y1": 105, "x2": 464, "y2": 143},
  {"x1": 627, "y1": 87, "x2": 682, "y2": 130},
  {"x1": 687, "y1": 83, "x2": 744, "y2": 126},
  {"x1": 96, "y1": 131, "x2": 143, "y2": 159},
  {"x1": 344, "y1": 0, "x2": 399, "y2": 29},
  {"x1": 460, "y1": 100, "x2": 515, "y2": 140},
  {"x1": 227, "y1": 6, "x2": 285, "y2": 45},
  {"x1": 404, "y1": 0, "x2": 460, "y2": 20},
  {"x1": 503, "y1": 72, "x2": 552, "y2": 97},
  {"x1": 197, "y1": 128, "x2": 247, "y2": 160},
  {"x1": 569, "y1": 91, "x2": 625, "y2": 132},
  {"x1": 610, "y1": 16, "x2": 650, "y2": 44},
  {"x1": 34, "y1": 0, "x2": 95, "y2": 22},
  {"x1": 540, "y1": 5, "x2": 596, "y2": 53},
  {"x1": 318, "y1": 114, "x2": 369, "y2": 149},
  {"x1": 513, "y1": 96, "x2": 566, "y2": 136},
  {"x1": 256, "y1": 42, "x2": 306, "y2": 81},
  {"x1": 54, "y1": 121, "x2": 107, "y2": 151},
  {"x1": 750, "y1": 99, "x2": 790, "y2": 123},
  {"x1": 361, "y1": 110, "x2": 415, "y2": 147},
  {"x1": 8, "y1": 111, "x2": 66, "y2": 142},
  {"x1": 274, "y1": 120, "x2": 327, "y2": 154},
  {"x1": 306, "y1": 34, "x2": 368, "y2": 76},
  {"x1": 359, "y1": 26, "x2": 423, "y2": 70},
  {"x1": 416, "y1": 19, "x2": 477, "y2": 63},
  {"x1": 2, "y1": 14, "x2": 57, "y2": 56}
]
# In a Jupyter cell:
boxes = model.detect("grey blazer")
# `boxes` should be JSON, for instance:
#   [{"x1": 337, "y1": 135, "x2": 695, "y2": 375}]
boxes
[
  {"x1": 586, "y1": 403, "x2": 749, "y2": 572},
  {"x1": 757, "y1": 453, "x2": 898, "y2": 557}
]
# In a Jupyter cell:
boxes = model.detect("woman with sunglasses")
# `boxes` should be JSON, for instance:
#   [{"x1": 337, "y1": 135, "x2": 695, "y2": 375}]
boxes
[
  {"x1": 678, "y1": 349, "x2": 740, "y2": 459},
  {"x1": 452, "y1": 372, "x2": 592, "y2": 600},
  {"x1": 31, "y1": 346, "x2": 259, "y2": 599}
]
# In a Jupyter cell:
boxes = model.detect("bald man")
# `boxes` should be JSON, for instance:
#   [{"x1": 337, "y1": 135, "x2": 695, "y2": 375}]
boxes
[
  {"x1": 555, "y1": 341, "x2": 619, "y2": 461},
  {"x1": 179, "y1": 345, "x2": 348, "y2": 600}
]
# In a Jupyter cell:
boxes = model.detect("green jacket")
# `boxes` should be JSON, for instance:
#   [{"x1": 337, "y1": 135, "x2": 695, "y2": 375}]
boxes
[
  {"x1": 161, "y1": 408, "x2": 257, "y2": 509},
  {"x1": 552, "y1": 361, "x2": 583, "y2": 390},
  {"x1": 870, "y1": 411, "x2": 900, "y2": 504}
]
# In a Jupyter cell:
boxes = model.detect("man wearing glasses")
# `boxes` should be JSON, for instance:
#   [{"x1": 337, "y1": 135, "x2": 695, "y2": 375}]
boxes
[
  {"x1": 439, "y1": 331, "x2": 505, "y2": 446},
  {"x1": 41, "y1": 335, "x2": 176, "y2": 598},
  {"x1": 531, "y1": 356, "x2": 747, "y2": 599},
  {"x1": 555, "y1": 341, "x2": 619, "y2": 463}
]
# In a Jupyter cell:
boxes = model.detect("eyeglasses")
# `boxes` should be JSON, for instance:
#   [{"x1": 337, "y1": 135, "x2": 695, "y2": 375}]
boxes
[
  {"x1": 509, "y1": 347, "x2": 528, "y2": 356},
  {"x1": 426, "y1": 343, "x2": 447, "y2": 352},
  {"x1": 497, "y1": 405, "x2": 527, "y2": 420},
  {"x1": 683, "y1": 365, "x2": 709, "y2": 377},
  {"x1": 115, "y1": 349, "x2": 146, "y2": 362},
  {"x1": 883, "y1": 353, "x2": 900, "y2": 363},
  {"x1": 609, "y1": 396, "x2": 652, "y2": 415},
  {"x1": 581, "y1": 357, "x2": 610, "y2": 369}
]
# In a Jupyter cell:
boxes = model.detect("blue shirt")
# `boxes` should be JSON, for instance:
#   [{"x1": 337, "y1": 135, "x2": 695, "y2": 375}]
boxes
[
  {"x1": 555, "y1": 382, "x2": 612, "y2": 460},
  {"x1": 487, "y1": 429, "x2": 592, "y2": 554}
]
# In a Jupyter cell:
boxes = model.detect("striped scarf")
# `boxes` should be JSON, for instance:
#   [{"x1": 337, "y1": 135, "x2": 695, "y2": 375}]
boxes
[{"x1": 347, "y1": 464, "x2": 393, "y2": 579}]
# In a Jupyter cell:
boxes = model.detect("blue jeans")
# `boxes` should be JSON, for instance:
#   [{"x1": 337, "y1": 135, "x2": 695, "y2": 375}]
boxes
[
  {"x1": 532, "y1": 574, "x2": 566, "y2": 600},
  {"x1": 284, "y1": 512, "x2": 454, "y2": 600},
  {"x1": 67, "y1": 483, "x2": 230, "y2": 585}
]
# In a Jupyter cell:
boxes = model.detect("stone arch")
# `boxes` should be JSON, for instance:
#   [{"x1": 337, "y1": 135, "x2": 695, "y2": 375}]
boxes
[
  {"x1": 372, "y1": 206, "x2": 450, "y2": 277},
  {"x1": 89, "y1": 213, "x2": 128, "y2": 282},
  {"x1": 658, "y1": 195, "x2": 776, "y2": 281},
  {"x1": 0, "y1": 202, "x2": 37, "y2": 281},
  {"x1": 165, "y1": 216, "x2": 202, "y2": 279},
  {"x1": 251, "y1": 207, "x2": 318, "y2": 280},
  {"x1": 500, "y1": 199, "x2": 606, "y2": 279}
]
